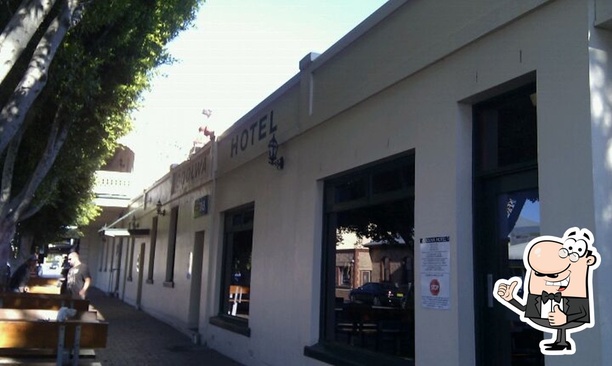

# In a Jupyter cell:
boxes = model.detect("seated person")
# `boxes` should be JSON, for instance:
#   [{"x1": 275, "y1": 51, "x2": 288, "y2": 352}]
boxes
[{"x1": 8, "y1": 255, "x2": 38, "y2": 292}]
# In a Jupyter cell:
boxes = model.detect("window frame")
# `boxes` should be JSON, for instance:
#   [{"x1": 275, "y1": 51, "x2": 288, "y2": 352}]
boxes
[
  {"x1": 210, "y1": 203, "x2": 255, "y2": 337},
  {"x1": 305, "y1": 152, "x2": 416, "y2": 366}
]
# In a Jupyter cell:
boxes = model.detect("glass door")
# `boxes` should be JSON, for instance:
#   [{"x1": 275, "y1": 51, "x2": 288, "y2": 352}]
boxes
[
  {"x1": 472, "y1": 80, "x2": 539, "y2": 365},
  {"x1": 474, "y1": 169, "x2": 543, "y2": 366}
]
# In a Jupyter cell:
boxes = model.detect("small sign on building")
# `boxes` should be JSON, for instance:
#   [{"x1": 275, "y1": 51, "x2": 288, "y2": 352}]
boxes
[
  {"x1": 194, "y1": 195, "x2": 209, "y2": 218},
  {"x1": 420, "y1": 236, "x2": 451, "y2": 310}
]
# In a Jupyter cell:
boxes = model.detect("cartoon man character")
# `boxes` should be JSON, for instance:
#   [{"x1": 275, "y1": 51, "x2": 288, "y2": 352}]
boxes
[{"x1": 494, "y1": 227, "x2": 600, "y2": 355}]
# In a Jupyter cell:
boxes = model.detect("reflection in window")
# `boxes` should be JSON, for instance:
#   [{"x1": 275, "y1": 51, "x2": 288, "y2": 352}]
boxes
[
  {"x1": 499, "y1": 189, "x2": 541, "y2": 362},
  {"x1": 339, "y1": 264, "x2": 352, "y2": 287},
  {"x1": 501, "y1": 191, "x2": 540, "y2": 263},
  {"x1": 324, "y1": 154, "x2": 415, "y2": 361},
  {"x1": 361, "y1": 270, "x2": 371, "y2": 286}
]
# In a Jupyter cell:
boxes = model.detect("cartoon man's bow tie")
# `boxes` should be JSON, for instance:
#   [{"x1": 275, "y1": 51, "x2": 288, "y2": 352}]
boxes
[{"x1": 541, "y1": 291, "x2": 562, "y2": 303}]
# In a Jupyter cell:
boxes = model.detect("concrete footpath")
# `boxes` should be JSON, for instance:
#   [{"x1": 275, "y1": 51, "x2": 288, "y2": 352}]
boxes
[{"x1": 88, "y1": 287, "x2": 244, "y2": 366}]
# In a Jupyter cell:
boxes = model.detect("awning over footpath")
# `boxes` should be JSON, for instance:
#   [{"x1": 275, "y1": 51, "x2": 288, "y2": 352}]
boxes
[{"x1": 98, "y1": 209, "x2": 150, "y2": 237}]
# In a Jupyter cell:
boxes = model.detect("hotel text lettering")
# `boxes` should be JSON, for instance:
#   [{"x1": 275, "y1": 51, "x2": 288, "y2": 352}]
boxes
[{"x1": 231, "y1": 111, "x2": 277, "y2": 158}]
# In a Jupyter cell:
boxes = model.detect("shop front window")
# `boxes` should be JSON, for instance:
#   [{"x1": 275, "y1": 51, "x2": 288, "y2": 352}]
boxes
[
  {"x1": 307, "y1": 153, "x2": 415, "y2": 365},
  {"x1": 212, "y1": 204, "x2": 254, "y2": 336}
]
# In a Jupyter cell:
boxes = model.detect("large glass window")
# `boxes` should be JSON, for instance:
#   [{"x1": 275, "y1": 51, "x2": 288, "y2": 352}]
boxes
[
  {"x1": 217, "y1": 204, "x2": 254, "y2": 332},
  {"x1": 314, "y1": 153, "x2": 415, "y2": 364}
]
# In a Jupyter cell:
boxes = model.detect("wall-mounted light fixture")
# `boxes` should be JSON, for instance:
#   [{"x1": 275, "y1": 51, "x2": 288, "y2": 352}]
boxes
[
  {"x1": 267, "y1": 134, "x2": 284, "y2": 170},
  {"x1": 156, "y1": 200, "x2": 166, "y2": 216}
]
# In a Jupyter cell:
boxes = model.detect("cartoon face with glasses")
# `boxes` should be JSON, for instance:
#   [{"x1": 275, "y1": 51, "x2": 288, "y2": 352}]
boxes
[{"x1": 494, "y1": 227, "x2": 600, "y2": 355}]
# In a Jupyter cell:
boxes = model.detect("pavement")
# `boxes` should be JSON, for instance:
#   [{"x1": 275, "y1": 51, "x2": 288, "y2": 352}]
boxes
[{"x1": 88, "y1": 287, "x2": 244, "y2": 366}]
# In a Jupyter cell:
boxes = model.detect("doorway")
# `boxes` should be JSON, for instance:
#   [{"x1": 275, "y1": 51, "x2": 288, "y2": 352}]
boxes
[
  {"x1": 187, "y1": 230, "x2": 205, "y2": 329},
  {"x1": 473, "y1": 82, "x2": 544, "y2": 365},
  {"x1": 136, "y1": 243, "x2": 145, "y2": 310}
]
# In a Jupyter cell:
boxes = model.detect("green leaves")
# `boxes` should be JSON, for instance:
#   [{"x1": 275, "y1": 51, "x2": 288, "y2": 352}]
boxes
[{"x1": 0, "y1": 0, "x2": 203, "y2": 243}]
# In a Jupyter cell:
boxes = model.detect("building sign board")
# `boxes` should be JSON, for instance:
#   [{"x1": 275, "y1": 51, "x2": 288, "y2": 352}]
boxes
[{"x1": 171, "y1": 147, "x2": 212, "y2": 196}]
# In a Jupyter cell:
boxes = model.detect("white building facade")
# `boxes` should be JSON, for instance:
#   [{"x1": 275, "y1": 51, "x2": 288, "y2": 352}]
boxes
[{"x1": 80, "y1": 1, "x2": 612, "y2": 365}]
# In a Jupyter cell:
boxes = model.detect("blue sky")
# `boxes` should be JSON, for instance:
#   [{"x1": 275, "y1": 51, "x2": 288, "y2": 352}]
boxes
[{"x1": 121, "y1": 0, "x2": 388, "y2": 188}]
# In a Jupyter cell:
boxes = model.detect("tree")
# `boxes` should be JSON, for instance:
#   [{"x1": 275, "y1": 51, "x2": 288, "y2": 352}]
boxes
[
  {"x1": 0, "y1": 0, "x2": 202, "y2": 282},
  {"x1": 0, "y1": 0, "x2": 85, "y2": 276}
]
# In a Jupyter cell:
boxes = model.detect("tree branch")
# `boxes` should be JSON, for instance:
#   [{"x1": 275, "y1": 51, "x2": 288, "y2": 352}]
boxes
[
  {"x1": 13, "y1": 104, "x2": 71, "y2": 219},
  {"x1": 0, "y1": 0, "x2": 81, "y2": 155},
  {"x1": 0, "y1": 122, "x2": 25, "y2": 215},
  {"x1": 0, "y1": 0, "x2": 57, "y2": 85},
  {"x1": 20, "y1": 182, "x2": 53, "y2": 220}
]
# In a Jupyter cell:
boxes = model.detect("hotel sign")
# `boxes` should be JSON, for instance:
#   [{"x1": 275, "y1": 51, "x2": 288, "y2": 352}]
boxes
[
  {"x1": 230, "y1": 110, "x2": 277, "y2": 158},
  {"x1": 171, "y1": 147, "x2": 212, "y2": 195}
]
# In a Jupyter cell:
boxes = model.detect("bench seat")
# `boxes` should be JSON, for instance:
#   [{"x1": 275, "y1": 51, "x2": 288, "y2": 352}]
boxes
[
  {"x1": 0, "y1": 319, "x2": 108, "y2": 349},
  {"x1": 0, "y1": 317, "x2": 108, "y2": 365},
  {"x1": 0, "y1": 309, "x2": 100, "y2": 322},
  {"x1": 0, "y1": 293, "x2": 89, "y2": 311},
  {"x1": 27, "y1": 277, "x2": 63, "y2": 294},
  {"x1": 0, "y1": 299, "x2": 105, "y2": 365}
]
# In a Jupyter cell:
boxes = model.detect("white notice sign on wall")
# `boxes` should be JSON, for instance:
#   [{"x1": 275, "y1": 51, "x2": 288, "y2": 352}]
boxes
[{"x1": 420, "y1": 236, "x2": 451, "y2": 310}]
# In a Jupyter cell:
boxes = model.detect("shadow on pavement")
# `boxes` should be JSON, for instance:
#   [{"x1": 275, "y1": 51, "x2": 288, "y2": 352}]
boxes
[{"x1": 88, "y1": 287, "x2": 244, "y2": 366}]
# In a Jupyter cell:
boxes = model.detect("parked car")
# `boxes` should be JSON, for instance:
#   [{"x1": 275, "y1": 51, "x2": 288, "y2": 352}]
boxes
[{"x1": 349, "y1": 282, "x2": 405, "y2": 308}]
